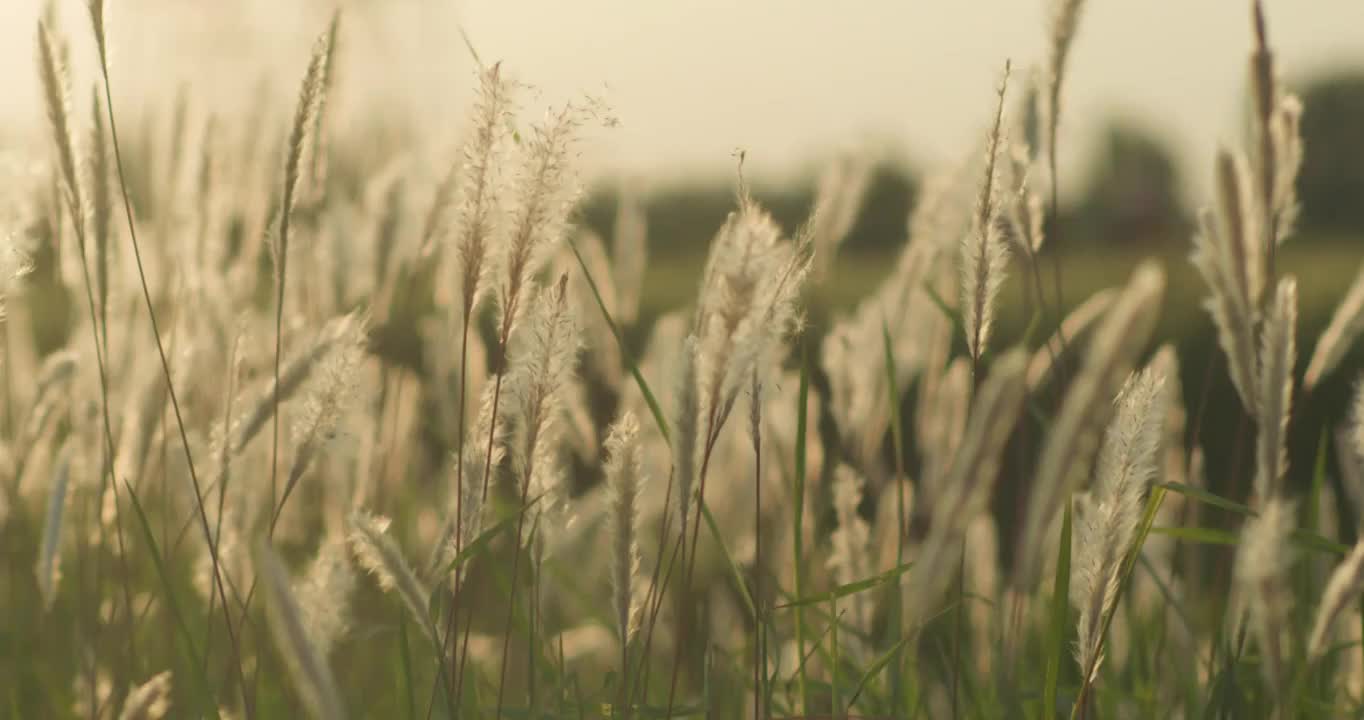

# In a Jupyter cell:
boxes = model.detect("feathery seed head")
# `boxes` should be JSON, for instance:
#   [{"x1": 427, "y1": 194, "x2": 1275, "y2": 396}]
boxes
[
  {"x1": 429, "y1": 379, "x2": 511, "y2": 582},
  {"x1": 86, "y1": 0, "x2": 108, "y2": 63},
  {"x1": 348, "y1": 510, "x2": 435, "y2": 641},
  {"x1": 695, "y1": 194, "x2": 811, "y2": 438},
  {"x1": 1070, "y1": 366, "x2": 1167, "y2": 681},
  {"x1": 234, "y1": 313, "x2": 356, "y2": 454},
  {"x1": 0, "y1": 235, "x2": 32, "y2": 321},
  {"x1": 1249, "y1": 0, "x2": 1277, "y2": 211},
  {"x1": 496, "y1": 103, "x2": 586, "y2": 338},
  {"x1": 1309, "y1": 540, "x2": 1364, "y2": 660},
  {"x1": 1214, "y1": 150, "x2": 1262, "y2": 310},
  {"x1": 1234, "y1": 495, "x2": 1296, "y2": 695},
  {"x1": 276, "y1": 16, "x2": 335, "y2": 274},
  {"x1": 1237, "y1": 498, "x2": 1296, "y2": 586},
  {"x1": 293, "y1": 537, "x2": 355, "y2": 660},
  {"x1": 288, "y1": 313, "x2": 367, "y2": 486},
  {"x1": 1093, "y1": 369, "x2": 1168, "y2": 504},
  {"x1": 1253, "y1": 276, "x2": 1296, "y2": 502},
  {"x1": 961, "y1": 62, "x2": 1012, "y2": 363},
  {"x1": 605, "y1": 412, "x2": 645, "y2": 645},
  {"x1": 507, "y1": 276, "x2": 580, "y2": 509},
  {"x1": 828, "y1": 465, "x2": 873, "y2": 641},
  {"x1": 1305, "y1": 263, "x2": 1364, "y2": 388},
  {"x1": 1269, "y1": 94, "x2": 1303, "y2": 241},
  {"x1": 1006, "y1": 143, "x2": 1046, "y2": 254},
  {"x1": 672, "y1": 335, "x2": 700, "y2": 530},
  {"x1": 37, "y1": 22, "x2": 82, "y2": 231},
  {"x1": 449, "y1": 62, "x2": 516, "y2": 316},
  {"x1": 118, "y1": 671, "x2": 173, "y2": 720},
  {"x1": 1045, "y1": 0, "x2": 1088, "y2": 155},
  {"x1": 464, "y1": 379, "x2": 508, "y2": 517}
]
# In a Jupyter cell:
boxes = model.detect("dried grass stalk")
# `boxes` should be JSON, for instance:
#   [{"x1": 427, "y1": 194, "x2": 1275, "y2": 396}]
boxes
[{"x1": 449, "y1": 63, "x2": 515, "y2": 317}]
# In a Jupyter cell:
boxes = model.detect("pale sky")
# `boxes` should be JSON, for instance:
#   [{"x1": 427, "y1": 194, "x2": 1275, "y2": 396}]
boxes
[{"x1": 3, "y1": 0, "x2": 1363, "y2": 194}]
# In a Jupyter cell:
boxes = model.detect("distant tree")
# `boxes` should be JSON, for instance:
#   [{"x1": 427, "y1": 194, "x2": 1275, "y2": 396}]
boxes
[
  {"x1": 839, "y1": 164, "x2": 915, "y2": 254},
  {"x1": 580, "y1": 162, "x2": 917, "y2": 258},
  {"x1": 1071, "y1": 120, "x2": 1188, "y2": 247},
  {"x1": 1297, "y1": 71, "x2": 1364, "y2": 234}
]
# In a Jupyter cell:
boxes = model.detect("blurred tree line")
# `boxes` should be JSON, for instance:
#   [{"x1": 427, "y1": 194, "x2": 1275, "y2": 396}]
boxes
[{"x1": 582, "y1": 69, "x2": 1364, "y2": 256}]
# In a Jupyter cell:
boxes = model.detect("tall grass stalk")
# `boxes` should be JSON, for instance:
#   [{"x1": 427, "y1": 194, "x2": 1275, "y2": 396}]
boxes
[
  {"x1": 38, "y1": 15, "x2": 142, "y2": 703},
  {"x1": 271, "y1": 15, "x2": 336, "y2": 529},
  {"x1": 83, "y1": 4, "x2": 257, "y2": 711}
]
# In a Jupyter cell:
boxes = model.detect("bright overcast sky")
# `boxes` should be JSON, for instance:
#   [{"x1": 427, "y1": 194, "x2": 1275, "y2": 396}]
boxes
[{"x1": 3, "y1": 1, "x2": 1363, "y2": 194}]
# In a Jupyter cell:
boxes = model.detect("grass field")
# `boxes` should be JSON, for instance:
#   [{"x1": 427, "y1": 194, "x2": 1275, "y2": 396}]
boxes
[{"x1": 6, "y1": 2, "x2": 1364, "y2": 719}]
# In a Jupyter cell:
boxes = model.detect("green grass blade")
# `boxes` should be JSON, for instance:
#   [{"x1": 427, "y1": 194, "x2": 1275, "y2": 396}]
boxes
[
  {"x1": 1042, "y1": 499, "x2": 1073, "y2": 720},
  {"x1": 1135, "y1": 552, "x2": 1195, "y2": 640},
  {"x1": 438, "y1": 509, "x2": 523, "y2": 578},
  {"x1": 398, "y1": 613, "x2": 416, "y2": 720},
  {"x1": 922, "y1": 281, "x2": 968, "y2": 344},
  {"x1": 1157, "y1": 482, "x2": 1254, "y2": 516},
  {"x1": 1150, "y1": 526, "x2": 1239, "y2": 546},
  {"x1": 1152, "y1": 525, "x2": 1348, "y2": 555},
  {"x1": 701, "y1": 501, "x2": 756, "y2": 622},
  {"x1": 845, "y1": 636, "x2": 911, "y2": 712},
  {"x1": 1289, "y1": 529, "x2": 1350, "y2": 556},
  {"x1": 880, "y1": 319, "x2": 909, "y2": 717},
  {"x1": 566, "y1": 237, "x2": 670, "y2": 446},
  {"x1": 793, "y1": 344, "x2": 811, "y2": 715},
  {"x1": 124, "y1": 481, "x2": 220, "y2": 719},
  {"x1": 774, "y1": 561, "x2": 914, "y2": 610}
]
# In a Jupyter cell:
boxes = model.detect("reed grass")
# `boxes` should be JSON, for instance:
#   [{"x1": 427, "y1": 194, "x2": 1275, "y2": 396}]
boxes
[{"x1": 6, "y1": 4, "x2": 1364, "y2": 719}]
